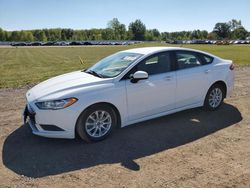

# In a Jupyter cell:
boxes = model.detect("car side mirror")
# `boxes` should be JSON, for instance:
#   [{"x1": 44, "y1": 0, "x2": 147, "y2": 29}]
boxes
[{"x1": 130, "y1": 71, "x2": 148, "y2": 83}]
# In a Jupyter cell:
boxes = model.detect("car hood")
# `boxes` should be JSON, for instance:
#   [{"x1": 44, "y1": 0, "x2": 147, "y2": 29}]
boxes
[{"x1": 27, "y1": 71, "x2": 108, "y2": 101}]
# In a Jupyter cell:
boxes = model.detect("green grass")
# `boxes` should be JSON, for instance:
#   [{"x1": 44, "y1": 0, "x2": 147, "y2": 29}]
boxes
[{"x1": 0, "y1": 43, "x2": 250, "y2": 88}]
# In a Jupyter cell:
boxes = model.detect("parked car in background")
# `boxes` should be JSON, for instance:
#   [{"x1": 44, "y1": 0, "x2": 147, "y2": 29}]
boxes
[
  {"x1": 23, "y1": 47, "x2": 235, "y2": 142},
  {"x1": 11, "y1": 42, "x2": 27, "y2": 46}
]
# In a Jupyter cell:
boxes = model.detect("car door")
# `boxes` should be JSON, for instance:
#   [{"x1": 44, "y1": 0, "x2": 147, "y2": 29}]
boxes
[
  {"x1": 124, "y1": 51, "x2": 176, "y2": 121},
  {"x1": 174, "y1": 50, "x2": 212, "y2": 108}
]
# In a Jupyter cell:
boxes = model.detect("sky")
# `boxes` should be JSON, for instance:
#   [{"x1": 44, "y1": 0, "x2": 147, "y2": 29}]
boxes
[{"x1": 0, "y1": 0, "x2": 249, "y2": 32}]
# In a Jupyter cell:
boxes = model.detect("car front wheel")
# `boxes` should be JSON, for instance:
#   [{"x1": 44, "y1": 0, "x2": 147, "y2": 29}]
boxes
[
  {"x1": 204, "y1": 84, "x2": 225, "y2": 111},
  {"x1": 76, "y1": 104, "x2": 117, "y2": 142}
]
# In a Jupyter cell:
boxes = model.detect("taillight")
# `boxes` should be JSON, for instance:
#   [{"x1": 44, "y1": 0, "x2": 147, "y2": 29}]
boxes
[{"x1": 229, "y1": 63, "x2": 235, "y2": 70}]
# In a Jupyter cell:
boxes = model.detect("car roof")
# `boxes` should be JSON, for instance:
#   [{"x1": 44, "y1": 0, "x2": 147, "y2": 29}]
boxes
[
  {"x1": 122, "y1": 47, "x2": 178, "y2": 55},
  {"x1": 122, "y1": 46, "x2": 217, "y2": 58}
]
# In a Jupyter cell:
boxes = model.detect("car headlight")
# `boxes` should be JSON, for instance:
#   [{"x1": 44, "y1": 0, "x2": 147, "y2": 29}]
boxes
[{"x1": 35, "y1": 98, "x2": 78, "y2": 110}]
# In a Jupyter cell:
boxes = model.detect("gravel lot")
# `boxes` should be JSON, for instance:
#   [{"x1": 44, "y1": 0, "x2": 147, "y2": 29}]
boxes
[{"x1": 0, "y1": 67, "x2": 250, "y2": 188}]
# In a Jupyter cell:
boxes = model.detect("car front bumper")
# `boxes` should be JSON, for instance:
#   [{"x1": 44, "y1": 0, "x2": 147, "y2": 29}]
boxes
[{"x1": 23, "y1": 103, "x2": 76, "y2": 139}]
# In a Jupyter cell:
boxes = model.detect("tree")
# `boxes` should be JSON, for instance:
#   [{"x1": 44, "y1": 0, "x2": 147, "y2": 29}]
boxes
[
  {"x1": 46, "y1": 29, "x2": 60, "y2": 41},
  {"x1": 145, "y1": 30, "x2": 154, "y2": 41},
  {"x1": 201, "y1": 30, "x2": 208, "y2": 39},
  {"x1": 161, "y1": 32, "x2": 170, "y2": 41},
  {"x1": 152, "y1": 29, "x2": 160, "y2": 40},
  {"x1": 207, "y1": 32, "x2": 218, "y2": 40},
  {"x1": 19, "y1": 31, "x2": 34, "y2": 41},
  {"x1": 72, "y1": 30, "x2": 83, "y2": 41},
  {"x1": 61, "y1": 29, "x2": 74, "y2": 41},
  {"x1": 0, "y1": 28, "x2": 5, "y2": 41},
  {"x1": 26, "y1": 32, "x2": 34, "y2": 41},
  {"x1": 247, "y1": 32, "x2": 250, "y2": 39},
  {"x1": 229, "y1": 19, "x2": 242, "y2": 31},
  {"x1": 213, "y1": 22, "x2": 231, "y2": 39},
  {"x1": 10, "y1": 31, "x2": 20, "y2": 41},
  {"x1": 1, "y1": 18, "x2": 248, "y2": 42},
  {"x1": 107, "y1": 18, "x2": 126, "y2": 40},
  {"x1": 118, "y1": 24, "x2": 127, "y2": 40},
  {"x1": 33, "y1": 30, "x2": 47, "y2": 41},
  {"x1": 231, "y1": 27, "x2": 248, "y2": 40},
  {"x1": 191, "y1": 30, "x2": 199, "y2": 39},
  {"x1": 128, "y1": 19, "x2": 146, "y2": 40},
  {"x1": 19, "y1": 31, "x2": 25, "y2": 41},
  {"x1": 145, "y1": 29, "x2": 160, "y2": 41},
  {"x1": 3, "y1": 31, "x2": 9, "y2": 41},
  {"x1": 101, "y1": 28, "x2": 115, "y2": 40}
]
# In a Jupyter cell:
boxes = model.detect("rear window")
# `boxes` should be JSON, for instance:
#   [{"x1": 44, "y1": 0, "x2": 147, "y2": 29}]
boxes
[{"x1": 198, "y1": 53, "x2": 214, "y2": 65}]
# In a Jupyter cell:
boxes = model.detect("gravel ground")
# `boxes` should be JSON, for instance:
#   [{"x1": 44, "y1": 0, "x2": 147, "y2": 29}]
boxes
[{"x1": 0, "y1": 67, "x2": 250, "y2": 188}]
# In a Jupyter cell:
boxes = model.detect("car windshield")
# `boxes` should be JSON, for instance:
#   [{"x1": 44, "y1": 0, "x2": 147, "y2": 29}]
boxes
[{"x1": 86, "y1": 52, "x2": 142, "y2": 78}]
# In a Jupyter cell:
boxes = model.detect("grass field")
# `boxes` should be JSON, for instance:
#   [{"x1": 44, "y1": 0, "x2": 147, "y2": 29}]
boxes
[{"x1": 0, "y1": 43, "x2": 250, "y2": 88}]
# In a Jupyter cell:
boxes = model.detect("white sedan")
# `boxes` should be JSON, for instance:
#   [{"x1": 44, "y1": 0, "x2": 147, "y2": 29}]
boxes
[{"x1": 23, "y1": 47, "x2": 235, "y2": 142}]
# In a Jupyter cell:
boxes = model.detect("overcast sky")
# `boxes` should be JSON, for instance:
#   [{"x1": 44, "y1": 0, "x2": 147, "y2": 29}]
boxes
[{"x1": 0, "y1": 0, "x2": 249, "y2": 32}]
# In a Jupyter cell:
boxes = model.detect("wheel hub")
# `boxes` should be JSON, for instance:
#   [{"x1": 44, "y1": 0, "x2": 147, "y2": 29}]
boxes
[
  {"x1": 208, "y1": 87, "x2": 223, "y2": 108},
  {"x1": 85, "y1": 110, "x2": 112, "y2": 138}
]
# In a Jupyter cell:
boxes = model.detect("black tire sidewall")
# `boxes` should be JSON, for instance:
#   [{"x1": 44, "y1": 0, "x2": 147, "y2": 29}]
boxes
[{"x1": 76, "y1": 105, "x2": 117, "y2": 142}]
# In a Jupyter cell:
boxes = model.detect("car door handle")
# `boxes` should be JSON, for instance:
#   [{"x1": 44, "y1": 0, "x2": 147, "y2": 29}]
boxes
[
  {"x1": 204, "y1": 69, "x2": 211, "y2": 74},
  {"x1": 165, "y1": 76, "x2": 172, "y2": 81}
]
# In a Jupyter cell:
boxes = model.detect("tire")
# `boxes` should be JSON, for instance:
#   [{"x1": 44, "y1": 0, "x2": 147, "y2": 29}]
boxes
[
  {"x1": 76, "y1": 104, "x2": 117, "y2": 142},
  {"x1": 204, "y1": 84, "x2": 225, "y2": 111}
]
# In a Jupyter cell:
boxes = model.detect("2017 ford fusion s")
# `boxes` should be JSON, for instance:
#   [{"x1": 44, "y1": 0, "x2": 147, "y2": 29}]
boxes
[{"x1": 23, "y1": 47, "x2": 235, "y2": 142}]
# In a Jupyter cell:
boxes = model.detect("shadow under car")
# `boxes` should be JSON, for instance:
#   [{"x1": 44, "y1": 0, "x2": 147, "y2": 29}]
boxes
[{"x1": 2, "y1": 103, "x2": 242, "y2": 178}]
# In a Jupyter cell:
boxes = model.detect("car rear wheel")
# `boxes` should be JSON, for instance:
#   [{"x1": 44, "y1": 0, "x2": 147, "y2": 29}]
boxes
[
  {"x1": 76, "y1": 104, "x2": 117, "y2": 142},
  {"x1": 204, "y1": 84, "x2": 225, "y2": 111}
]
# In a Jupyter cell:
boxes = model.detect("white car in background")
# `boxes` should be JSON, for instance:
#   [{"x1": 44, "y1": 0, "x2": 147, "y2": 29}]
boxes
[{"x1": 23, "y1": 47, "x2": 235, "y2": 142}]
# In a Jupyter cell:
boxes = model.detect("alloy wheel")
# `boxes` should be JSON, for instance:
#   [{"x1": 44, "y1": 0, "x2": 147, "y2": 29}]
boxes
[{"x1": 85, "y1": 110, "x2": 112, "y2": 138}]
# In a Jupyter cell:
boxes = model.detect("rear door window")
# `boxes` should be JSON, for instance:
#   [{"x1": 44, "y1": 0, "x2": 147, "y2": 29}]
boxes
[{"x1": 175, "y1": 51, "x2": 202, "y2": 70}]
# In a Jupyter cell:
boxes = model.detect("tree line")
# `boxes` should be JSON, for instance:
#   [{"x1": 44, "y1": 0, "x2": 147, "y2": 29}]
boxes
[{"x1": 0, "y1": 18, "x2": 249, "y2": 42}]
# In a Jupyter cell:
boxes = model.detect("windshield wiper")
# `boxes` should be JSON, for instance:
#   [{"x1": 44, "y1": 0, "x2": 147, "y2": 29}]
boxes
[{"x1": 85, "y1": 70, "x2": 103, "y2": 78}]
